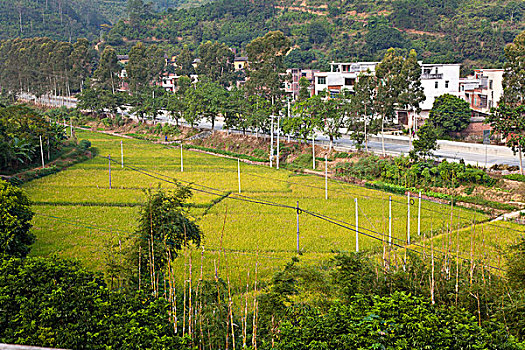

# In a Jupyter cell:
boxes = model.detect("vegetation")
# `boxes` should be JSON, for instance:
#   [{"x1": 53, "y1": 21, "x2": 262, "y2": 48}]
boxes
[
  {"x1": 488, "y1": 31, "x2": 525, "y2": 174},
  {"x1": 102, "y1": 0, "x2": 524, "y2": 69},
  {"x1": 0, "y1": 179, "x2": 34, "y2": 258},
  {"x1": 336, "y1": 155, "x2": 495, "y2": 189},
  {"x1": 0, "y1": 105, "x2": 66, "y2": 173},
  {"x1": 429, "y1": 93, "x2": 472, "y2": 135}
]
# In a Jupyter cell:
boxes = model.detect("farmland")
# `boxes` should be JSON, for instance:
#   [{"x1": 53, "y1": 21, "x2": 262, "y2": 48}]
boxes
[{"x1": 24, "y1": 130, "x2": 523, "y2": 286}]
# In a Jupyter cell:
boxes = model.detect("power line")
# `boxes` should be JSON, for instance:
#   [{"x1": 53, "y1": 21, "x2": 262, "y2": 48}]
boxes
[{"x1": 93, "y1": 156, "x2": 504, "y2": 271}]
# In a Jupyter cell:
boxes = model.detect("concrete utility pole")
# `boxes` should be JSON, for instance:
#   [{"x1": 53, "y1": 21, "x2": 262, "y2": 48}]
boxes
[
  {"x1": 296, "y1": 201, "x2": 300, "y2": 254},
  {"x1": 237, "y1": 158, "x2": 241, "y2": 194},
  {"x1": 325, "y1": 155, "x2": 328, "y2": 200},
  {"x1": 388, "y1": 196, "x2": 392, "y2": 246},
  {"x1": 277, "y1": 113, "x2": 280, "y2": 169},
  {"x1": 407, "y1": 192, "x2": 411, "y2": 245},
  {"x1": 39, "y1": 135, "x2": 45, "y2": 168},
  {"x1": 180, "y1": 143, "x2": 184, "y2": 172},
  {"x1": 108, "y1": 155, "x2": 112, "y2": 189},
  {"x1": 355, "y1": 198, "x2": 359, "y2": 252},
  {"x1": 312, "y1": 135, "x2": 316, "y2": 169},
  {"x1": 270, "y1": 115, "x2": 274, "y2": 168}
]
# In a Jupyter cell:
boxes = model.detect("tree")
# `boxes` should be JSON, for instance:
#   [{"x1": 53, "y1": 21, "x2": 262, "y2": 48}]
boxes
[
  {"x1": 488, "y1": 30, "x2": 525, "y2": 174},
  {"x1": 93, "y1": 45, "x2": 120, "y2": 93},
  {"x1": 135, "y1": 186, "x2": 202, "y2": 284},
  {"x1": 0, "y1": 179, "x2": 34, "y2": 258},
  {"x1": 286, "y1": 94, "x2": 323, "y2": 142},
  {"x1": 273, "y1": 292, "x2": 520, "y2": 349},
  {"x1": 399, "y1": 49, "x2": 425, "y2": 149},
  {"x1": 0, "y1": 256, "x2": 192, "y2": 349},
  {"x1": 347, "y1": 72, "x2": 377, "y2": 151},
  {"x1": 196, "y1": 41, "x2": 234, "y2": 87},
  {"x1": 487, "y1": 104, "x2": 525, "y2": 174},
  {"x1": 297, "y1": 76, "x2": 311, "y2": 102},
  {"x1": 127, "y1": 42, "x2": 165, "y2": 94},
  {"x1": 375, "y1": 48, "x2": 405, "y2": 155},
  {"x1": 245, "y1": 31, "x2": 291, "y2": 104},
  {"x1": 176, "y1": 45, "x2": 194, "y2": 76},
  {"x1": 428, "y1": 93, "x2": 471, "y2": 135},
  {"x1": 410, "y1": 121, "x2": 438, "y2": 159}
]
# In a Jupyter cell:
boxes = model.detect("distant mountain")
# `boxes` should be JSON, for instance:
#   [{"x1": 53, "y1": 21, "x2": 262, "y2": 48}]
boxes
[{"x1": 104, "y1": 0, "x2": 525, "y2": 72}]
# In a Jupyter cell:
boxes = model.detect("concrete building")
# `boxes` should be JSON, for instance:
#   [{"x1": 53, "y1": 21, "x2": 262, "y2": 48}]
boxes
[
  {"x1": 284, "y1": 68, "x2": 319, "y2": 100},
  {"x1": 399, "y1": 63, "x2": 461, "y2": 127},
  {"x1": 459, "y1": 69, "x2": 504, "y2": 116},
  {"x1": 234, "y1": 57, "x2": 248, "y2": 71},
  {"x1": 313, "y1": 61, "x2": 461, "y2": 128},
  {"x1": 313, "y1": 62, "x2": 378, "y2": 95}
]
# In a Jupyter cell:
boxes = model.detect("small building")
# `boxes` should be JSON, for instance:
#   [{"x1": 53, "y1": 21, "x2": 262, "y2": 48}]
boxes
[
  {"x1": 117, "y1": 54, "x2": 129, "y2": 65},
  {"x1": 459, "y1": 69, "x2": 503, "y2": 116},
  {"x1": 284, "y1": 68, "x2": 319, "y2": 100},
  {"x1": 234, "y1": 57, "x2": 248, "y2": 71},
  {"x1": 399, "y1": 63, "x2": 461, "y2": 128}
]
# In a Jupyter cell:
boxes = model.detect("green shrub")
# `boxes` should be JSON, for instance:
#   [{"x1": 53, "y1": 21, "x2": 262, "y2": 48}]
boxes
[
  {"x1": 503, "y1": 174, "x2": 525, "y2": 182},
  {"x1": 78, "y1": 140, "x2": 91, "y2": 151}
]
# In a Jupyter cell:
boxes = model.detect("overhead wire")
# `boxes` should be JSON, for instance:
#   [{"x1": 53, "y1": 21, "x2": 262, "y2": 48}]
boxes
[{"x1": 94, "y1": 155, "x2": 505, "y2": 271}]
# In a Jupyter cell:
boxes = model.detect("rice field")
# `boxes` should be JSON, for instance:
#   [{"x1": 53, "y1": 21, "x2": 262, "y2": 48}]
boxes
[{"x1": 24, "y1": 129, "x2": 525, "y2": 284}]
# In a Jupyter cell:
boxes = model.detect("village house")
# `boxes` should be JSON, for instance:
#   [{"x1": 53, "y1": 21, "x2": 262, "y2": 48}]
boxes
[
  {"x1": 313, "y1": 62, "x2": 461, "y2": 129},
  {"x1": 284, "y1": 68, "x2": 319, "y2": 100}
]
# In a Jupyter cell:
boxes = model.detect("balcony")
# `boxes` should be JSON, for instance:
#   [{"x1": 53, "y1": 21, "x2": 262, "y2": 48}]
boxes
[{"x1": 421, "y1": 73, "x2": 443, "y2": 79}]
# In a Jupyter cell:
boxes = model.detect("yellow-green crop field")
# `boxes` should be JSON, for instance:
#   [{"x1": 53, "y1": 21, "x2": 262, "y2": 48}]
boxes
[{"x1": 24, "y1": 130, "x2": 525, "y2": 285}]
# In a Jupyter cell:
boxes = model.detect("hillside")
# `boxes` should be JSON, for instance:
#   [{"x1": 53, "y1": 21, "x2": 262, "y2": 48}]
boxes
[
  {"x1": 0, "y1": 0, "x2": 215, "y2": 42},
  {"x1": 104, "y1": 0, "x2": 525, "y2": 71}
]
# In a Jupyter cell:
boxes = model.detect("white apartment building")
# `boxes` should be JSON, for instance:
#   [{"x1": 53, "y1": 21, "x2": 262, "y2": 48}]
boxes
[{"x1": 313, "y1": 62, "x2": 461, "y2": 127}]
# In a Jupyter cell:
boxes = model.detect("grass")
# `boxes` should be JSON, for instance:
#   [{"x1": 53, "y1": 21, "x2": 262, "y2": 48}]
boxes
[{"x1": 23, "y1": 130, "x2": 525, "y2": 286}]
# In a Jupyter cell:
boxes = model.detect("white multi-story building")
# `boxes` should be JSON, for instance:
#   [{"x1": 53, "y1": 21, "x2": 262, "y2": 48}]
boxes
[
  {"x1": 313, "y1": 62, "x2": 461, "y2": 127},
  {"x1": 399, "y1": 63, "x2": 461, "y2": 127},
  {"x1": 313, "y1": 62, "x2": 378, "y2": 95}
]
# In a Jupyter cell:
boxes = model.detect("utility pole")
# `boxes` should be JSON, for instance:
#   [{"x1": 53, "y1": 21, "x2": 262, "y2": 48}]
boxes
[
  {"x1": 39, "y1": 135, "x2": 45, "y2": 168},
  {"x1": 355, "y1": 198, "x2": 359, "y2": 252},
  {"x1": 325, "y1": 155, "x2": 328, "y2": 200},
  {"x1": 312, "y1": 134, "x2": 315, "y2": 169},
  {"x1": 108, "y1": 155, "x2": 112, "y2": 189},
  {"x1": 407, "y1": 192, "x2": 411, "y2": 245},
  {"x1": 120, "y1": 140, "x2": 124, "y2": 168},
  {"x1": 277, "y1": 112, "x2": 280, "y2": 169},
  {"x1": 270, "y1": 115, "x2": 274, "y2": 168},
  {"x1": 180, "y1": 143, "x2": 184, "y2": 172},
  {"x1": 296, "y1": 201, "x2": 300, "y2": 254},
  {"x1": 237, "y1": 158, "x2": 241, "y2": 194}
]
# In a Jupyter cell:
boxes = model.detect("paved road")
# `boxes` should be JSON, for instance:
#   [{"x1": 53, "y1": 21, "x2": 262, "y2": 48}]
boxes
[{"x1": 21, "y1": 93, "x2": 521, "y2": 167}]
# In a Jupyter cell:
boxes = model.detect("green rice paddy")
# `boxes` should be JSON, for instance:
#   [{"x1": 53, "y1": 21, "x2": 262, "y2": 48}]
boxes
[{"x1": 24, "y1": 130, "x2": 525, "y2": 284}]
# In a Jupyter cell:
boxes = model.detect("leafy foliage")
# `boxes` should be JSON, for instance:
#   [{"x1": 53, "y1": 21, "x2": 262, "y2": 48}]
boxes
[
  {"x1": 429, "y1": 93, "x2": 472, "y2": 134},
  {"x1": 0, "y1": 179, "x2": 34, "y2": 258},
  {"x1": 0, "y1": 255, "x2": 192, "y2": 349}
]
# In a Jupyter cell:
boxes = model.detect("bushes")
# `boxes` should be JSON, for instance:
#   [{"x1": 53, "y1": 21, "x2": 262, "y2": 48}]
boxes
[
  {"x1": 504, "y1": 173, "x2": 525, "y2": 182},
  {"x1": 337, "y1": 155, "x2": 496, "y2": 188}
]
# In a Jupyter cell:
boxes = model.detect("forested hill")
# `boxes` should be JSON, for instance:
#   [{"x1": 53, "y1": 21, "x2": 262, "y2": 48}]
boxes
[
  {"x1": 0, "y1": 0, "x2": 109, "y2": 41},
  {"x1": 104, "y1": 0, "x2": 525, "y2": 71},
  {"x1": 0, "y1": 0, "x2": 214, "y2": 42}
]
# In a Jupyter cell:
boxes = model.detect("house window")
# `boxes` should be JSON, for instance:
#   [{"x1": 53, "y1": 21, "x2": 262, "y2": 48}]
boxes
[
  {"x1": 445, "y1": 81, "x2": 449, "y2": 88},
  {"x1": 489, "y1": 80, "x2": 493, "y2": 89},
  {"x1": 344, "y1": 78, "x2": 356, "y2": 86},
  {"x1": 317, "y1": 76, "x2": 326, "y2": 85},
  {"x1": 435, "y1": 81, "x2": 438, "y2": 89}
]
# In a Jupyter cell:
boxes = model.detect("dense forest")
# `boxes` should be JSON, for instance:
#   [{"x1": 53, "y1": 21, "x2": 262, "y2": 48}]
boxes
[
  {"x1": 101, "y1": 0, "x2": 525, "y2": 71},
  {"x1": 1, "y1": 0, "x2": 523, "y2": 70},
  {"x1": 0, "y1": 0, "x2": 213, "y2": 42}
]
